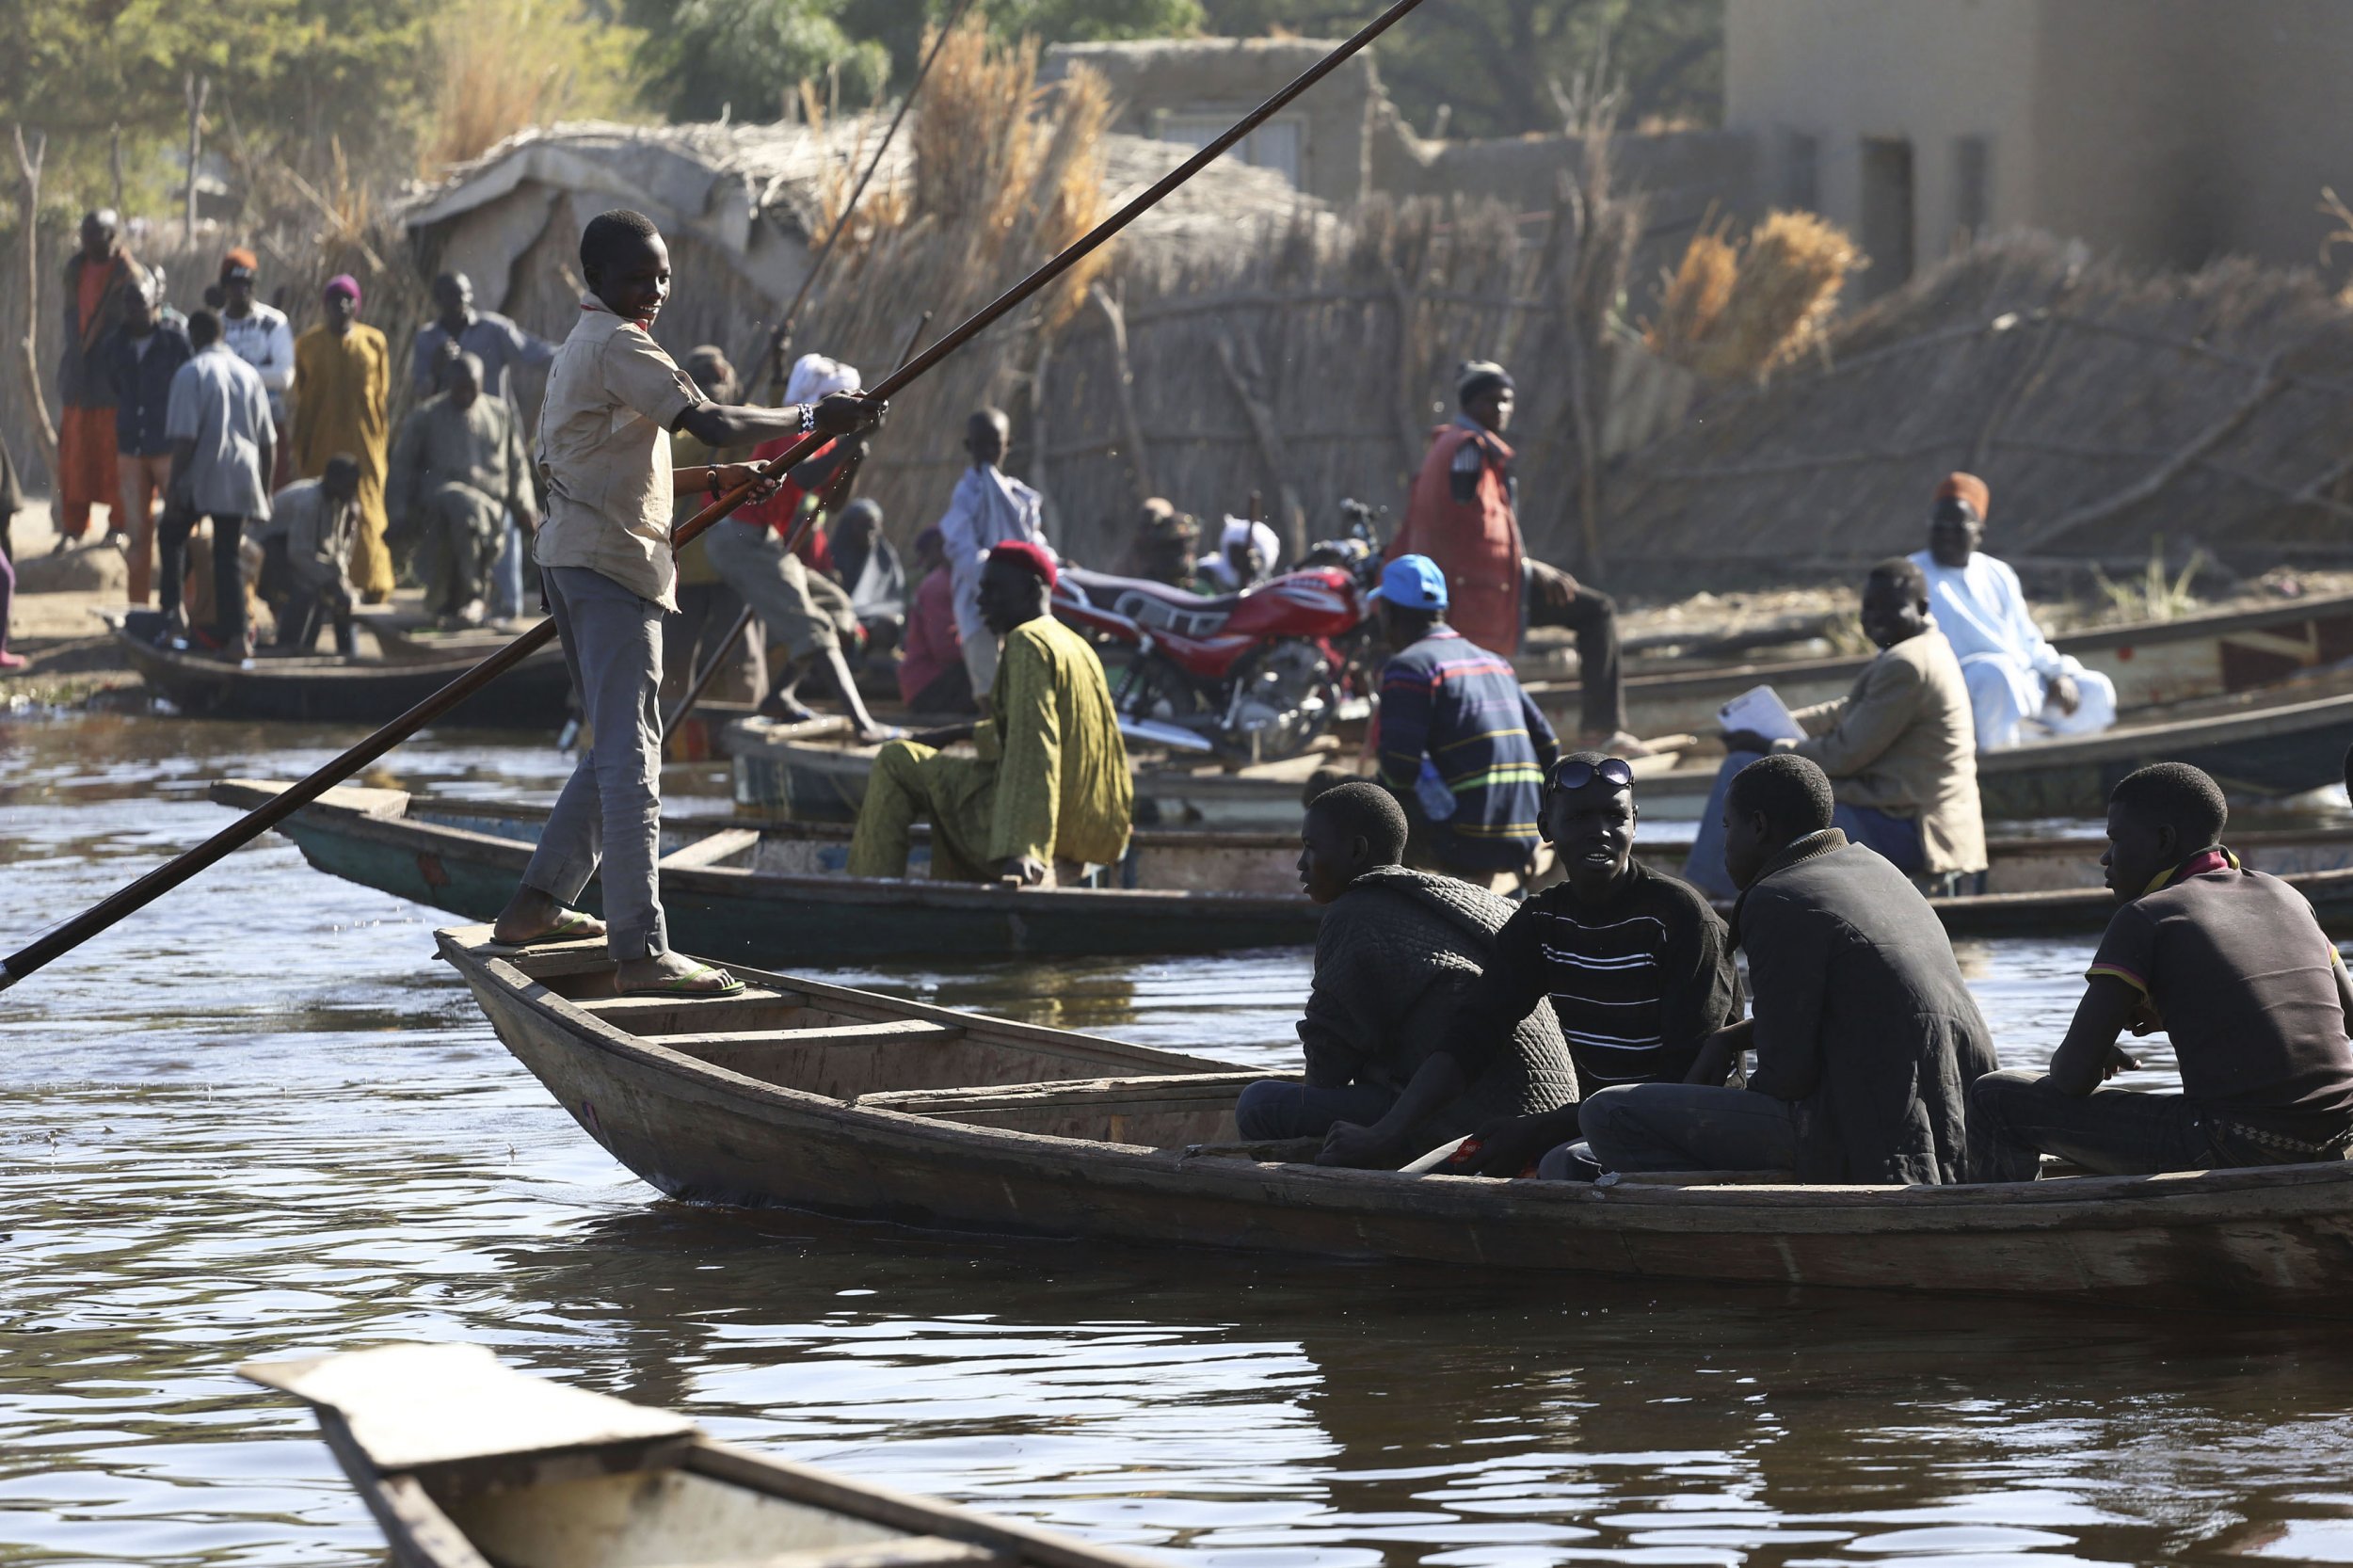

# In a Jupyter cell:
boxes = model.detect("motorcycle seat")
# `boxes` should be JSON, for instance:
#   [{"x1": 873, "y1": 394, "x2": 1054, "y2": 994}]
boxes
[{"x1": 1059, "y1": 568, "x2": 1241, "y2": 636}]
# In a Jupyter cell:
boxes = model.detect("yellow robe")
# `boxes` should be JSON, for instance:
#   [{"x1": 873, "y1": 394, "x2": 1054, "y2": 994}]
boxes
[
  {"x1": 293, "y1": 323, "x2": 392, "y2": 597},
  {"x1": 847, "y1": 615, "x2": 1133, "y2": 879}
]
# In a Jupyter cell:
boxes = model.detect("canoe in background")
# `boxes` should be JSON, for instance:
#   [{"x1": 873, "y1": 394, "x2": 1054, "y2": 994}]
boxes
[
  {"x1": 211, "y1": 779, "x2": 1322, "y2": 959},
  {"x1": 104, "y1": 609, "x2": 571, "y2": 728},
  {"x1": 241, "y1": 1343, "x2": 1164, "y2": 1568},
  {"x1": 436, "y1": 923, "x2": 2353, "y2": 1310},
  {"x1": 1528, "y1": 589, "x2": 2353, "y2": 738}
]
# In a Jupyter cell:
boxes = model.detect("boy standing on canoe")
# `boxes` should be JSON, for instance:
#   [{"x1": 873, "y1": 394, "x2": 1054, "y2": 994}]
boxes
[
  {"x1": 490, "y1": 208, "x2": 878, "y2": 995},
  {"x1": 1970, "y1": 763, "x2": 2353, "y2": 1177}
]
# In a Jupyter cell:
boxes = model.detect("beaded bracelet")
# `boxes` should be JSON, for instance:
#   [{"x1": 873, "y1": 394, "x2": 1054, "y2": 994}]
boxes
[{"x1": 799, "y1": 403, "x2": 818, "y2": 435}]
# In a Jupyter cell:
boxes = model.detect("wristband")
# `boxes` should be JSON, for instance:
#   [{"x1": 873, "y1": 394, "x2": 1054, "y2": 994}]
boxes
[
  {"x1": 707, "y1": 468, "x2": 723, "y2": 499},
  {"x1": 800, "y1": 403, "x2": 818, "y2": 435}
]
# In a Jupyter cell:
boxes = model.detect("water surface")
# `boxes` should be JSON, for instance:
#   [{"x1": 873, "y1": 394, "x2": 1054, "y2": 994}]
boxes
[{"x1": 4, "y1": 711, "x2": 2350, "y2": 1568}]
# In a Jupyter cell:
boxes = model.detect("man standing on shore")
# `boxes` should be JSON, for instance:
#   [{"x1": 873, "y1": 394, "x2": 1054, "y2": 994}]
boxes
[
  {"x1": 56, "y1": 211, "x2": 146, "y2": 548},
  {"x1": 293, "y1": 276, "x2": 393, "y2": 599}
]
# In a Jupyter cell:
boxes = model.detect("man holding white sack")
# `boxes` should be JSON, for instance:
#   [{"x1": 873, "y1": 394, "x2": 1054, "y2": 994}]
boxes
[{"x1": 1910, "y1": 472, "x2": 2117, "y2": 752}]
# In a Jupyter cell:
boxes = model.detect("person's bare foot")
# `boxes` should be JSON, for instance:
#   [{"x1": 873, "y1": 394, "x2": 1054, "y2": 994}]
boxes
[
  {"x1": 491, "y1": 887, "x2": 607, "y2": 945},
  {"x1": 616, "y1": 951, "x2": 742, "y2": 994}
]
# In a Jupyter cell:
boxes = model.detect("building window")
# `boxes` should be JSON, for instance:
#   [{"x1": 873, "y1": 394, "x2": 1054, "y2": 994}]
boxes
[
  {"x1": 1955, "y1": 135, "x2": 1992, "y2": 239},
  {"x1": 1784, "y1": 131, "x2": 1820, "y2": 211},
  {"x1": 1156, "y1": 113, "x2": 1305, "y2": 188},
  {"x1": 1859, "y1": 136, "x2": 1915, "y2": 297}
]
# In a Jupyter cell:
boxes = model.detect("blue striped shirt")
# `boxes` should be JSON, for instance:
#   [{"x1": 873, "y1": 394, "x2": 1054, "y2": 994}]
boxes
[{"x1": 1375, "y1": 627, "x2": 1559, "y2": 872}]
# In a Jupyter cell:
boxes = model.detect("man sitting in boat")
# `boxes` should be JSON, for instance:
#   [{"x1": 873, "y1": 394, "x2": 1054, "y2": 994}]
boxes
[
  {"x1": 1239, "y1": 780, "x2": 1577, "y2": 1149},
  {"x1": 1685, "y1": 558, "x2": 1985, "y2": 899},
  {"x1": 1910, "y1": 472, "x2": 2117, "y2": 752},
  {"x1": 266, "y1": 454, "x2": 364, "y2": 655},
  {"x1": 846, "y1": 540, "x2": 1131, "y2": 887},
  {"x1": 1314, "y1": 756, "x2": 1737, "y2": 1176},
  {"x1": 1970, "y1": 763, "x2": 2353, "y2": 1179},
  {"x1": 1578, "y1": 754, "x2": 1994, "y2": 1183},
  {"x1": 1369, "y1": 553, "x2": 1559, "y2": 893}
]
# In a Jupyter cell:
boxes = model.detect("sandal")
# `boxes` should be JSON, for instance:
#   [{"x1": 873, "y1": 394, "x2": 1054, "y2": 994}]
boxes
[
  {"x1": 616, "y1": 961, "x2": 745, "y2": 998},
  {"x1": 488, "y1": 907, "x2": 607, "y2": 949}
]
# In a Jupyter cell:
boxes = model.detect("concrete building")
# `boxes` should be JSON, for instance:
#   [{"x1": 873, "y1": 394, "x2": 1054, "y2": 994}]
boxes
[{"x1": 1726, "y1": 0, "x2": 2353, "y2": 296}]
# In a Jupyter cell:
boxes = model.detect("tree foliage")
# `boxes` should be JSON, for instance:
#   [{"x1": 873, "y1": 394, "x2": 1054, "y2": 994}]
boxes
[
  {"x1": 1198, "y1": 0, "x2": 1721, "y2": 139},
  {"x1": 628, "y1": 0, "x2": 890, "y2": 122}
]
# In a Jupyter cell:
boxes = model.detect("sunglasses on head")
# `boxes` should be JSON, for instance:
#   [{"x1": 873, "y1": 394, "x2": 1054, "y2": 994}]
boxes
[{"x1": 1550, "y1": 757, "x2": 1634, "y2": 792}]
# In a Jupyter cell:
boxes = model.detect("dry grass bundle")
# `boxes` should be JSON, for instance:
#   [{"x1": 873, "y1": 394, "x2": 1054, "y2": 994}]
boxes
[
  {"x1": 1645, "y1": 219, "x2": 1737, "y2": 365},
  {"x1": 421, "y1": 0, "x2": 646, "y2": 173},
  {"x1": 1693, "y1": 209, "x2": 1860, "y2": 383}
]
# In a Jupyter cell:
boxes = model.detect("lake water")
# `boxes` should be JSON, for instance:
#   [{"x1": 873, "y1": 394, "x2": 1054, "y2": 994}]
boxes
[{"x1": 5, "y1": 711, "x2": 2352, "y2": 1568}]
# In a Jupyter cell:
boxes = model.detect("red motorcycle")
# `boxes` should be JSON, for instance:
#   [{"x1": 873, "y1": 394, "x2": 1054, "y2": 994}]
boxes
[{"x1": 1054, "y1": 504, "x2": 1385, "y2": 761}]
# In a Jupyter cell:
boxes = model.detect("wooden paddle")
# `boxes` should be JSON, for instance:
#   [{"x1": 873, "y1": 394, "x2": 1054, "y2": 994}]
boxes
[
  {"x1": 0, "y1": 0, "x2": 1437, "y2": 992},
  {"x1": 664, "y1": 312, "x2": 931, "y2": 742}
]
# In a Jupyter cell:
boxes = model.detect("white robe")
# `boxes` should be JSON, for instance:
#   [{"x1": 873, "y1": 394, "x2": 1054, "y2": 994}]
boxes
[
  {"x1": 936, "y1": 463, "x2": 1049, "y2": 695},
  {"x1": 1910, "y1": 550, "x2": 2117, "y2": 751}
]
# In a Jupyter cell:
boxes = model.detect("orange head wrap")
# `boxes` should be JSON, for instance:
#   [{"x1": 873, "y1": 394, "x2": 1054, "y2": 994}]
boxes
[
  {"x1": 221, "y1": 247, "x2": 259, "y2": 279},
  {"x1": 1935, "y1": 472, "x2": 1990, "y2": 521}
]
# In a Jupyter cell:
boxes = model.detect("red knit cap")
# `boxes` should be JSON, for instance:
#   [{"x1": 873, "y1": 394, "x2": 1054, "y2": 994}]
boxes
[
  {"x1": 988, "y1": 538, "x2": 1057, "y2": 589},
  {"x1": 1935, "y1": 472, "x2": 1991, "y2": 520}
]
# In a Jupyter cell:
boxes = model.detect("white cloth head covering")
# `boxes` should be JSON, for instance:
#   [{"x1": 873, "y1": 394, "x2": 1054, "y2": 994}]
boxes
[
  {"x1": 1221, "y1": 517, "x2": 1282, "y2": 568},
  {"x1": 784, "y1": 353, "x2": 861, "y2": 405}
]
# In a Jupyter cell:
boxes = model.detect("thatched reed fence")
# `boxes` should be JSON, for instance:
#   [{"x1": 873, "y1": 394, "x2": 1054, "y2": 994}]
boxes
[{"x1": 1599, "y1": 232, "x2": 2353, "y2": 591}]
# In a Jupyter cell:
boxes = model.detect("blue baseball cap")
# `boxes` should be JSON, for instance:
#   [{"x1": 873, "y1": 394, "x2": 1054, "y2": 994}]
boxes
[{"x1": 1369, "y1": 553, "x2": 1449, "y2": 612}]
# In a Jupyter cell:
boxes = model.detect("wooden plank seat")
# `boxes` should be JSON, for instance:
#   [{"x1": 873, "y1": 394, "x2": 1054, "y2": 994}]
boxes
[{"x1": 856, "y1": 1071, "x2": 1273, "y2": 1146}]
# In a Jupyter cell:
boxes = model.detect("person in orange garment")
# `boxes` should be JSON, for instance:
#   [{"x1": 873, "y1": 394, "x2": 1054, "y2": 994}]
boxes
[
  {"x1": 56, "y1": 210, "x2": 147, "y2": 547},
  {"x1": 1389, "y1": 359, "x2": 1642, "y2": 753}
]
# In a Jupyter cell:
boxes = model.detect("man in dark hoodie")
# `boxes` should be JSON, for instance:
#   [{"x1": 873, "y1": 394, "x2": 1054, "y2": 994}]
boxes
[
  {"x1": 1236, "y1": 780, "x2": 1578, "y2": 1150},
  {"x1": 1579, "y1": 753, "x2": 1994, "y2": 1183}
]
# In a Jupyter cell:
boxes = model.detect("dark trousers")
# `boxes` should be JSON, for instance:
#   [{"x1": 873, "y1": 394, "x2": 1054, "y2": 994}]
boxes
[
  {"x1": 1578, "y1": 1082, "x2": 1800, "y2": 1173},
  {"x1": 1235, "y1": 1080, "x2": 1396, "y2": 1141},
  {"x1": 285, "y1": 583, "x2": 358, "y2": 655},
  {"x1": 159, "y1": 510, "x2": 248, "y2": 653},
  {"x1": 1527, "y1": 569, "x2": 1623, "y2": 737},
  {"x1": 1966, "y1": 1068, "x2": 2340, "y2": 1181}
]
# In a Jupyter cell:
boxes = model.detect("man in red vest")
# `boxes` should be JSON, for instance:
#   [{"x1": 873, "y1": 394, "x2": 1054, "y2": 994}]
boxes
[{"x1": 1389, "y1": 360, "x2": 1641, "y2": 751}]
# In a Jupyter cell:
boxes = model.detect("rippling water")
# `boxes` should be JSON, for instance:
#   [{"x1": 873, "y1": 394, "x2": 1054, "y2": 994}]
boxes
[{"x1": 6, "y1": 711, "x2": 2353, "y2": 1568}]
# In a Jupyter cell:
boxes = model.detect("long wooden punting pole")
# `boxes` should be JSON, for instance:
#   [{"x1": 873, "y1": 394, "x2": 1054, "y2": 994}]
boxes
[
  {"x1": 0, "y1": 0, "x2": 1433, "y2": 992},
  {"x1": 664, "y1": 311, "x2": 931, "y2": 741}
]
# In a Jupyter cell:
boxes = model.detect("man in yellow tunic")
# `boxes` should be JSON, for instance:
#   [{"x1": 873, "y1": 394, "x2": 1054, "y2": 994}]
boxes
[
  {"x1": 292, "y1": 275, "x2": 393, "y2": 598},
  {"x1": 849, "y1": 540, "x2": 1131, "y2": 884}
]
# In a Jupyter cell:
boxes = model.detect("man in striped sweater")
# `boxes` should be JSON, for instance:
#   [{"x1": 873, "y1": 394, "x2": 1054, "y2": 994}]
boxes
[
  {"x1": 1369, "y1": 553, "x2": 1558, "y2": 890},
  {"x1": 1318, "y1": 752, "x2": 1741, "y2": 1175}
]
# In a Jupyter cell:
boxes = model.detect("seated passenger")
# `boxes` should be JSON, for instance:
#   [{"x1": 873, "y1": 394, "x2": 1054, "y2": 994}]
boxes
[
  {"x1": 1686, "y1": 557, "x2": 1985, "y2": 898},
  {"x1": 1970, "y1": 763, "x2": 2353, "y2": 1178},
  {"x1": 1581, "y1": 755, "x2": 1994, "y2": 1183},
  {"x1": 266, "y1": 455, "x2": 364, "y2": 655},
  {"x1": 383, "y1": 352, "x2": 536, "y2": 627},
  {"x1": 1911, "y1": 472, "x2": 2117, "y2": 752},
  {"x1": 1315, "y1": 753, "x2": 1739, "y2": 1176},
  {"x1": 1237, "y1": 780, "x2": 1577, "y2": 1148},
  {"x1": 847, "y1": 541, "x2": 1131, "y2": 886},
  {"x1": 1369, "y1": 553, "x2": 1559, "y2": 890},
  {"x1": 1115, "y1": 497, "x2": 1201, "y2": 587},
  {"x1": 896, "y1": 525, "x2": 975, "y2": 717}
]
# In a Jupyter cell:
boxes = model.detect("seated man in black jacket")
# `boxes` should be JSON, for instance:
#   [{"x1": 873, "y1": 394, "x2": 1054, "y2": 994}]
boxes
[
  {"x1": 1579, "y1": 753, "x2": 1994, "y2": 1183},
  {"x1": 1237, "y1": 780, "x2": 1577, "y2": 1149},
  {"x1": 1970, "y1": 762, "x2": 2353, "y2": 1177},
  {"x1": 1316, "y1": 753, "x2": 1741, "y2": 1175}
]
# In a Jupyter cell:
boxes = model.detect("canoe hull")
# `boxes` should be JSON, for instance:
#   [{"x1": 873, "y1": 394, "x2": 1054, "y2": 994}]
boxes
[
  {"x1": 446, "y1": 933, "x2": 2353, "y2": 1312},
  {"x1": 228, "y1": 783, "x2": 1322, "y2": 960},
  {"x1": 109, "y1": 610, "x2": 571, "y2": 728}
]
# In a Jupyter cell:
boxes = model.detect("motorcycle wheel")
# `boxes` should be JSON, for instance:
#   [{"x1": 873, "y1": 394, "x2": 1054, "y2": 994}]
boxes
[{"x1": 1217, "y1": 638, "x2": 1341, "y2": 763}]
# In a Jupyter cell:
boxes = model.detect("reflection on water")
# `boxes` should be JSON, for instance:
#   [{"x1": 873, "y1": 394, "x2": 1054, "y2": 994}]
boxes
[{"x1": 5, "y1": 712, "x2": 2353, "y2": 1568}]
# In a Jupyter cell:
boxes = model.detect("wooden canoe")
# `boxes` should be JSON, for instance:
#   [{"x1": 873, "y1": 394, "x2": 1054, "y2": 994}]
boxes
[
  {"x1": 434, "y1": 923, "x2": 2353, "y2": 1310},
  {"x1": 1527, "y1": 588, "x2": 2353, "y2": 738},
  {"x1": 724, "y1": 715, "x2": 1691, "y2": 829},
  {"x1": 211, "y1": 779, "x2": 1321, "y2": 959},
  {"x1": 214, "y1": 777, "x2": 2353, "y2": 940},
  {"x1": 1629, "y1": 680, "x2": 2353, "y2": 821},
  {"x1": 104, "y1": 609, "x2": 573, "y2": 728},
  {"x1": 240, "y1": 1343, "x2": 1162, "y2": 1568}
]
